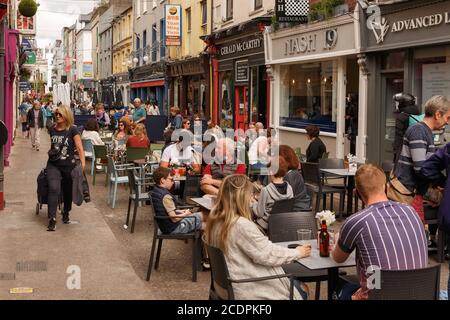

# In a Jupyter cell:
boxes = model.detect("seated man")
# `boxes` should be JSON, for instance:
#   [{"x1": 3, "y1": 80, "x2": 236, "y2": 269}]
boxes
[
  {"x1": 160, "y1": 130, "x2": 201, "y2": 174},
  {"x1": 151, "y1": 167, "x2": 205, "y2": 235},
  {"x1": 201, "y1": 138, "x2": 246, "y2": 196},
  {"x1": 332, "y1": 164, "x2": 428, "y2": 300}
]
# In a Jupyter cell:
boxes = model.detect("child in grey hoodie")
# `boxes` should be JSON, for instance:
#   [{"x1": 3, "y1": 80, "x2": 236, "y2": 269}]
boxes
[{"x1": 253, "y1": 157, "x2": 293, "y2": 231}]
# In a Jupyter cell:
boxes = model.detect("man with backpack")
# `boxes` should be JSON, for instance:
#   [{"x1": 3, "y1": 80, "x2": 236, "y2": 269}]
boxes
[
  {"x1": 392, "y1": 93, "x2": 422, "y2": 165},
  {"x1": 390, "y1": 95, "x2": 450, "y2": 220}
]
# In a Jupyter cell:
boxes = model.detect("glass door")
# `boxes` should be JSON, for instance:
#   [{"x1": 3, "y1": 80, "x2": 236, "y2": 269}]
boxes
[{"x1": 235, "y1": 86, "x2": 249, "y2": 131}]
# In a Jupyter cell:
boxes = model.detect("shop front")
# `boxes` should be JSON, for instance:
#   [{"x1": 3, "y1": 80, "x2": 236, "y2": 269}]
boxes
[
  {"x1": 129, "y1": 61, "x2": 167, "y2": 114},
  {"x1": 114, "y1": 72, "x2": 130, "y2": 107},
  {"x1": 205, "y1": 16, "x2": 271, "y2": 130},
  {"x1": 265, "y1": 13, "x2": 360, "y2": 159},
  {"x1": 167, "y1": 55, "x2": 210, "y2": 119},
  {"x1": 360, "y1": 0, "x2": 450, "y2": 165}
]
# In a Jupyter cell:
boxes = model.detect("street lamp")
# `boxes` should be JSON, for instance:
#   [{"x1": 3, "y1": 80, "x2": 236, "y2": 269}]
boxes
[
  {"x1": 143, "y1": 55, "x2": 149, "y2": 63},
  {"x1": 133, "y1": 57, "x2": 138, "y2": 63}
]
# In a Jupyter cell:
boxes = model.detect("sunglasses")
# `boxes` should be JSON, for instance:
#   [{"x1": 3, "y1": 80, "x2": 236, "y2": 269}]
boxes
[
  {"x1": 119, "y1": 123, "x2": 125, "y2": 126},
  {"x1": 55, "y1": 112, "x2": 63, "y2": 118}
]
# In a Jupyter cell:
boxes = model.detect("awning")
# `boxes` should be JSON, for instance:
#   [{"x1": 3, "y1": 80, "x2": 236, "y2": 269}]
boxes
[{"x1": 130, "y1": 79, "x2": 165, "y2": 89}]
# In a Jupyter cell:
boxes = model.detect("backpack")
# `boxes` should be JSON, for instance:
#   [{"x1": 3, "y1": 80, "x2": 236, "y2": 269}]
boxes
[
  {"x1": 408, "y1": 113, "x2": 425, "y2": 127},
  {"x1": 37, "y1": 169, "x2": 49, "y2": 204}
]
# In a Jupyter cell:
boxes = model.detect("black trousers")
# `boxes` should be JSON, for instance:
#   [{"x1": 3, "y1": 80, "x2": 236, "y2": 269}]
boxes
[{"x1": 46, "y1": 163, "x2": 73, "y2": 220}]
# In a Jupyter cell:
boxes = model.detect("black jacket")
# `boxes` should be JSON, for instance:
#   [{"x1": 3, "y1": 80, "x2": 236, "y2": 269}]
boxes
[
  {"x1": 26, "y1": 108, "x2": 44, "y2": 129},
  {"x1": 393, "y1": 104, "x2": 421, "y2": 163},
  {"x1": 306, "y1": 138, "x2": 327, "y2": 163}
]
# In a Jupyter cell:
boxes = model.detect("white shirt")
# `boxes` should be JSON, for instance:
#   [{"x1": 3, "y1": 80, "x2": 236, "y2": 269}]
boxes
[
  {"x1": 161, "y1": 143, "x2": 200, "y2": 166},
  {"x1": 81, "y1": 130, "x2": 105, "y2": 148},
  {"x1": 147, "y1": 105, "x2": 160, "y2": 116},
  {"x1": 248, "y1": 136, "x2": 269, "y2": 165}
]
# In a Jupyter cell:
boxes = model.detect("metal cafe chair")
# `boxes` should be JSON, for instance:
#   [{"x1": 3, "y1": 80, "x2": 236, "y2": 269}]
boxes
[
  {"x1": 368, "y1": 265, "x2": 441, "y2": 300},
  {"x1": 205, "y1": 243, "x2": 295, "y2": 300}
]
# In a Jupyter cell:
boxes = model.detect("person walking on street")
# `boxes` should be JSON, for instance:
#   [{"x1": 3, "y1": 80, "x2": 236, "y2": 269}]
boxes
[
  {"x1": 19, "y1": 98, "x2": 31, "y2": 138},
  {"x1": 46, "y1": 105, "x2": 86, "y2": 231},
  {"x1": 27, "y1": 101, "x2": 45, "y2": 151}
]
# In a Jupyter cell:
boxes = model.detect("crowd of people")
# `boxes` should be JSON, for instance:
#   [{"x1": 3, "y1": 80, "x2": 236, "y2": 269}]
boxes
[{"x1": 20, "y1": 90, "x2": 450, "y2": 300}]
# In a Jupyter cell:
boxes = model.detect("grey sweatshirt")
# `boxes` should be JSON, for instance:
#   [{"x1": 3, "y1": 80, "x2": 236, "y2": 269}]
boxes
[{"x1": 253, "y1": 182, "x2": 294, "y2": 230}]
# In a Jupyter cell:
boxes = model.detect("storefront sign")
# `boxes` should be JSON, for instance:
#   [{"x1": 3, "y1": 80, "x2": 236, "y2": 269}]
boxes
[
  {"x1": 235, "y1": 60, "x2": 249, "y2": 82},
  {"x1": 19, "y1": 82, "x2": 31, "y2": 92},
  {"x1": 422, "y1": 63, "x2": 450, "y2": 104},
  {"x1": 219, "y1": 38, "x2": 262, "y2": 57},
  {"x1": 276, "y1": 0, "x2": 309, "y2": 23},
  {"x1": 284, "y1": 28, "x2": 339, "y2": 56},
  {"x1": 169, "y1": 59, "x2": 206, "y2": 77},
  {"x1": 25, "y1": 51, "x2": 36, "y2": 65},
  {"x1": 363, "y1": 1, "x2": 450, "y2": 50},
  {"x1": 82, "y1": 62, "x2": 93, "y2": 79},
  {"x1": 165, "y1": 4, "x2": 182, "y2": 46}
]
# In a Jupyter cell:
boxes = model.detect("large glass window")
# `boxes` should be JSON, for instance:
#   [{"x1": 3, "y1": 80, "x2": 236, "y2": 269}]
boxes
[
  {"x1": 279, "y1": 61, "x2": 338, "y2": 133},
  {"x1": 220, "y1": 71, "x2": 233, "y2": 129},
  {"x1": 250, "y1": 66, "x2": 258, "y2": 124}
]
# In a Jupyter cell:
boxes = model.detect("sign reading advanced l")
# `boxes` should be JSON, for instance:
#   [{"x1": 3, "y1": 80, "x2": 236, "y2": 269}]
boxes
[{"x1": 363, "y1": 1, "x2": 450, "y2": 50}]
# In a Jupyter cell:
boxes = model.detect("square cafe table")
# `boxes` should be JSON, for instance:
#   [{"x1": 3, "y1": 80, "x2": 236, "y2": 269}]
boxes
[
  {"x1": 320, "y1": 168, "x2": 357, "y2": 216},
  {"x1": 190, "y1": 197, "x2": 215, "y2": 211},
  {"x1": 277, "y1": 240, "x2": 356, "y2": 300}
]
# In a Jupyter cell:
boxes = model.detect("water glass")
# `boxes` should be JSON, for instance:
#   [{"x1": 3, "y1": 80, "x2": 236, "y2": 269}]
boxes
[{"x1": 297, "y1": 229, "x2": 312, "y2": 246}]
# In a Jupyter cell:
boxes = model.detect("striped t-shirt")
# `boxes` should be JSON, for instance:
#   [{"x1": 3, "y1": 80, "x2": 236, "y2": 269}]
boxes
[
  {"x1": 338, "y1": 201, "x2": 428, "y2": 300},
  {"x1": 395, "y1": 122, "x2": 435, "y2": 193}
]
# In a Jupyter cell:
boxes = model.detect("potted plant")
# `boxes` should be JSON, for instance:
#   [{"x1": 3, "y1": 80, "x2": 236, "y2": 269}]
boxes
[
  {"x1": 18, "y1": 0, "x2": 38, "y2": 18},
  {"x1": 315, "y1": 210, "x2": 337, "y2": 247}
]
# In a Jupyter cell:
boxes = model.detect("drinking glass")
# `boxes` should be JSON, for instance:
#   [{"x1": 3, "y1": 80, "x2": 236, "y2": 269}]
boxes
[{"x1": 297, "y1": 229, "x2": 312, "y2": 246}]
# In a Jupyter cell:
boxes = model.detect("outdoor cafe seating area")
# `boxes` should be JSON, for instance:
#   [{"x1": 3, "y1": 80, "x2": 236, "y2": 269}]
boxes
[{"x1": 74, "y1": 113, "x2": 447, "y2": 301}]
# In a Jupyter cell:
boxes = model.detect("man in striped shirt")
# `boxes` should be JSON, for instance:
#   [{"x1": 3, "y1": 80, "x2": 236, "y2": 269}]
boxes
[
  {"x1": 332, "y1": 165, "x2": 428, "y2": 300},
  {"x1": 394, "y1": 96, "x2": 450, "y2": 212}
]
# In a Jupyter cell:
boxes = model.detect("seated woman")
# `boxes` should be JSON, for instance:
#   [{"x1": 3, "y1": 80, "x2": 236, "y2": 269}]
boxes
[
  {"x1": 113, "y1": 119, "x2": 131, "y2": 151},
  {"x1": 81, "y1": 119, "x2": 105, "y2": 149},
  {"x1": 252, "y1": 157, "x2": 294, "y2": 231},
  {"x1": 126, "y1": 123, "x2": 150, "y2": 149},
  {"x1": 205, "y1": 174, "x2": 311, "y2": 300},
  {"x1": 305, "y1": 125, "x2": 327, "y2": 163},
  {"x1": 279, "y1": 145, "x2": 311, "y2": 211}
]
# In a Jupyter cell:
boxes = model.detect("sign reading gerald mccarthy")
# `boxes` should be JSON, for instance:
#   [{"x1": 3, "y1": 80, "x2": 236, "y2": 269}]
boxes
[{"x1": 219, "y1": 38, "x2": 263, "y2": 57}]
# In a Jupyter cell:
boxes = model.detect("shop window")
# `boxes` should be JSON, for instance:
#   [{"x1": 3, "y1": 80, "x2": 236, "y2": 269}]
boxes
[
  {"x1": 279, "y1": 61, "x2": 338, "y2": 133},
  {"x1": 250, "y1": 66, "x2": 258, "y2": 124},
  {"x1": 220, "y1": 71, "x2": 233, "y2": 129},
  {"x1": 413, "y1": 46, "x2": 450, "y2": 109}
]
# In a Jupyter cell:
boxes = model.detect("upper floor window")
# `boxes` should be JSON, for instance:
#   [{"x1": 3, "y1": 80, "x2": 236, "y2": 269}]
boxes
[
  {"x1": 201, "y1": 1, "x2": 207, "y2": 25},
  {"x1": 160, "y1": 19, "x2": 166, "y2": 58},
  {"x1": 143, "y1": 0, "x2": 148, "y2": 13},
  {"x1": 254, "y1": 0, "x2": 263, "y2": 10},
  {"x1": 226, "y1": 0, "x2": 233, "y2": 21},
  {"x1": 136, "y1": 0, "x2": 141, "y2": 17},
  {"x1": 186, "y1": 8, "x2": 192, "y2": 32}
]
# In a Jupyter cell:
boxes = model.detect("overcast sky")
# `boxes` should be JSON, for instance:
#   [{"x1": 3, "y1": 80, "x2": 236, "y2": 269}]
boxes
[{"x1": 36, "y1": 0, "x2": 99, "y2": 48}]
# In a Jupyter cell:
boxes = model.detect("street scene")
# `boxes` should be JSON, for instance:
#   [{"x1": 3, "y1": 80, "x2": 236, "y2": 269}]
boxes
[{"x1": 0, "y1": 0, "x2": 450, "y2": 304}]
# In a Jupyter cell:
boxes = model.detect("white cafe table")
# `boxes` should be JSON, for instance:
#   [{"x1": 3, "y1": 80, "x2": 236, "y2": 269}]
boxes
[
  {"x1": 277, "y1": 240, "x2": 356, "y2": 300},
  {"x1": 320, "y1": 168, "x2": 358, "y2": 216}
]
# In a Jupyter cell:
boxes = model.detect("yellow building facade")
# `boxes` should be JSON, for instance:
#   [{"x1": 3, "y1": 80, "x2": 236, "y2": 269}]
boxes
[{"x1": 112, "y1": 6, "x2": 133, "y2": 75}]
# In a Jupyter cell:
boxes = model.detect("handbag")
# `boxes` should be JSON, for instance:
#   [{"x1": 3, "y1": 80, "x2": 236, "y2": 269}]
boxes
[{"x1": 386, "y1": 172, "x2": 414, "y2": 205}]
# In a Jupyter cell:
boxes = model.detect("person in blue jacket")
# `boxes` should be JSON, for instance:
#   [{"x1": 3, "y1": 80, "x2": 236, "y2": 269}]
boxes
[{"x1": 421, "y1": 142, "x2": 450, "y2": 298}]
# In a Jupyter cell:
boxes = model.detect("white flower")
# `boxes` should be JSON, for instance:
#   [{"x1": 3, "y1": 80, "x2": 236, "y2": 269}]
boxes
[{"x1": 316, "y1": 210, "x2": 336, "y2": 227}]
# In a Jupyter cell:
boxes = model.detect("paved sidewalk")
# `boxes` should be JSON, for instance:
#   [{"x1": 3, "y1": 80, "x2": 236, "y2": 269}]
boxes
[{"x1": 0, "y1": 135, "x2": 152, "y2": 300}]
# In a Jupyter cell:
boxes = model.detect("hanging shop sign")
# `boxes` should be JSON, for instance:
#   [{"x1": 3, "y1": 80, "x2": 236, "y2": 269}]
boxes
[
  {"x1": 25, "y1": 51, "x2": 36, "y2": 64},
  {"x1": 82, "y1": 62, "x2": 93, "y2": 79},
  {"x1": 19, "y1": 81, "x2": 32, "y2": 92},
  {"x1": 165, "y1": 4, "x2": 182, "y2": 46},
  {"x1": 235, "y1": 60, "x2": 249, "y2": 83},
  {"x1": 276, "y1": 0, "x2": 309, "y2": 23}
]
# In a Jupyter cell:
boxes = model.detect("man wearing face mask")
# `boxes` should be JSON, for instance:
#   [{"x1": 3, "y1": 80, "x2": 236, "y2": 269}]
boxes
[
  {"x1": 201, "y1": 138, "x2": 247, "y2": 196},
  {"x1": 160, "y1": 129, "x2": 201, "y2": 173}
]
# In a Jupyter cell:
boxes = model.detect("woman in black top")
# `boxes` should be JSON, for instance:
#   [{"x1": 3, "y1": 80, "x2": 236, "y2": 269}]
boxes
[
  {"x1": 46, "y1": 105, "x2": 85, "y2": 231},
  {"x1": 305, "y1": 125, "x2": 327, "y2": 163},
  {"x1": 279, "y1": 145, "x2": 311, "y2": 211}
]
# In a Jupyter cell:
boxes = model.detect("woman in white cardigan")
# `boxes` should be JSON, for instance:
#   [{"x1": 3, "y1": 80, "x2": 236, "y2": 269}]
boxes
[{"x1": 205, "y1": 174, "x2": 311, "y2": 300}]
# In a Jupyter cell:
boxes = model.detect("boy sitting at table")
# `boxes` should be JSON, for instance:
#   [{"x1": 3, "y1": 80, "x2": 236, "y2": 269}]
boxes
[{"x1": 151, "y1": 167, "x2": 205, "y2": 235}]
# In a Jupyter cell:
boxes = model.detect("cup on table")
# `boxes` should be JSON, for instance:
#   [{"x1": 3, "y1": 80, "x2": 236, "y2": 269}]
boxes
[{"x1": 297, "y1": 229, "x2": 312, "y2": 246}]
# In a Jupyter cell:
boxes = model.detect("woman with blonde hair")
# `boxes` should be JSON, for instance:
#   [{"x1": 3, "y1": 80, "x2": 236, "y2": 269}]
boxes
[
  {"x1": 46, "y1": 105, "x2": 85, "y2": 231},
  {"x1": 205, "y1": 174, "x2": 311, "y2": 300},
  {"x1": 126, "y1": 123, "x2": 151, "y2": 148}
]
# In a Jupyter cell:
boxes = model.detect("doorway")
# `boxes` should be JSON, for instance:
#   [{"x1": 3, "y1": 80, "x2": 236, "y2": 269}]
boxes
[
  {"x1": 235, "y1": 86, "x2": 249, "y2": 131},
  {"x1": 380, "y1": 72, "x2": 404, "y2": 162}
]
